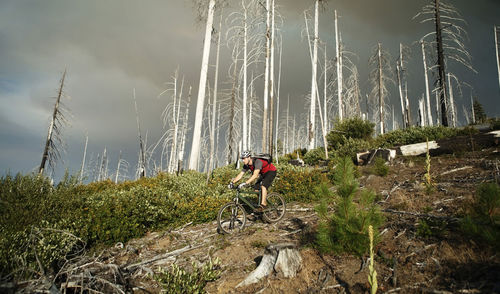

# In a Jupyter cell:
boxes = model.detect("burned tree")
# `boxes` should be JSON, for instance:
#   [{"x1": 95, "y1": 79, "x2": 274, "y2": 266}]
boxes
[
  {"x1": 39, "y1": 69, "x2": 70, "y2": 176},
  {"x1": 414, "y1": 0, "x2": 475, "y2": 126}
]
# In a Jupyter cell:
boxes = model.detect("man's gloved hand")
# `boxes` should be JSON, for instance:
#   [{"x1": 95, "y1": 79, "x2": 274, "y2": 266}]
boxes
[
  {"x1": 238, "y1": 182, "x2": 247, "y2": 189},
  {"x1": 228, "y1": 182, "x2": 234, "y2": 189}
]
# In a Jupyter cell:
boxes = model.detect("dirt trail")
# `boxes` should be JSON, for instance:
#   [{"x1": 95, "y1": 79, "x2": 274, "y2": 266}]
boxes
[{"x1": 98, "y1": 148, "x2": 500, "y2": 293}]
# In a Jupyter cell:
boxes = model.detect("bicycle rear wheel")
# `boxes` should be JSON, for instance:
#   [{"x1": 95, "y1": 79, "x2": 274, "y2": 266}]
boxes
[
  {"x1": 217, "y1": 202, "x2": 246, "y2": 234},
  {"x1": 262, "y1": 193, "x2": 286, "y2": 223}
]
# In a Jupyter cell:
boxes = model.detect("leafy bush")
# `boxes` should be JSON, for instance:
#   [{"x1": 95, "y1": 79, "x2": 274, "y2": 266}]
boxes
[
  {"x1": 154, "y1": 258, "x2": 221, "y2": 293},
  {"x1": 303, "y1": 147, "x2": 327, "y2": 165},
  {"x1": 273, "y1": 164, "x2": 328, "y2": 202},
  {"x1": 374, "y1": 126, "x2": 478, "y2": 148},
  {"x1": 0, "y1": 162, "x2": 330, "y2": 279},
  {"x1": 315, "y1": 157, "x2": 384, "y2": 256},
  {"x1": 330, "y1": 137, "x2": 374, "y2": 161},
  {"x1": 327, "y1": 117, "x2": 375, "y2": 150},
  {"x1": 279, "y1": 148, "x2": 308, "y2": 164}
]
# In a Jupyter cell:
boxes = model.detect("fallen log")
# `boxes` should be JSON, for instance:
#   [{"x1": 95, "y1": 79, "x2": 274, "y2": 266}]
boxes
[
  {"x1": 396, "y1": 130, "x2": 500, "y2": 157},
  {"x1": 124, "y1": 244, "x2": 201, "y2": 271},
  {"x1": 356, "y1": 130, "x2": 500, "y2": 164}
]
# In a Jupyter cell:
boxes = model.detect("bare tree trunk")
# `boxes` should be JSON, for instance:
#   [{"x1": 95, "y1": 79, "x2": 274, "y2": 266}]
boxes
[
  {"x1": 275, "y1": 35, "x2": 282, "y2": 161},
  {"x1": 208, "y1": 11, "x2": 222, "y2": 179},
  {"x1": 378, "y1": 43, "x2": 384, "y2": 134},
  {"x1": 323, "y1": 44, "x2": 328, "y2": 130},
  {"x1": 115, "y1": 150, "x2": 122, "y2": 183},
  {"x1": 397, "y1": 43, "x2": 406, "y2": 129},
  {"x1": 397, "y1": 62, "x2": 405, "y2": 129},
  {"x1": 495, "y1": 25, "x2": 500, "y2": 98},
  {"x1": 335, "y1": 10, "x2": 343, "y2": 121},
  {"x1": 405, "y1": 79, "x2": 411, "y2": 127},
  {"x1": 435, "y1": 90, "x2": 441, "y2": 126},
  {"x1": 39, "y1": 69, "x2": 67, "y2": 175},
  {"x1": 419, "y1": 95, "x2": 426, "y2": 126},
  {"x1": 435, "y1": 0, "x2": 449, "y2": 126},
  {"x1": 242, "y1": 3, "x2": 248, "y2": 151},
  {"x1": 249, "y1": 72, "x2": 254, "y2": 150},
  {"x1": 179, "y1": 86, "x2": 192, "y2": 172},
  {"x1": 286, "y1": 95, "x2": 289, "y2": 155},
  {"x1": 262, "y1": 0, "x2": 271, "y2": 153},
  {"x1": 421, "y1": 40, "x2": 433, "y2": 126},
  {"x1": 215, "y1": 103, "x2": 221, "y2": 168},
  {"x1": 228, "y1": 57, "x2": 238, "y2": 163},
  {"x1": 189, "y1": 0, "x2": 215, "y2": 170},
  {"x1": 307, "y1": 1, "x2": 319, "y2": 150},
  {"x1": 268, "y1": 0, "x2": 276, "y2": 154},
  {"x1": 133, "y1": 88, "x2": 146, "y2": 178},
  {"x1": 471, "y1": 94, "x2": 475, "y2": 124},
  {"x1": 79, "y1": 133, "x2": 88, "y2": 183},
  {"x1": 448, "y1": 73, "x2": 456, "y2": 127}
]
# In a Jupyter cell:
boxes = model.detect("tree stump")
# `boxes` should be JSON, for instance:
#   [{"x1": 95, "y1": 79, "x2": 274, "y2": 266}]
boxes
[{"x1": 236, "y1": 243, "x2": 302, "y2": 288}]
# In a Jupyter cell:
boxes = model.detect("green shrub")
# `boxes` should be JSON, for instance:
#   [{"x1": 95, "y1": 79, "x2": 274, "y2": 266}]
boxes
[
  {"x1": 374, "y1": 126, "x2": 478, "y2": 148},
  {"x1": 154, "y1": 258, "x2": 221, "y2": 293},
  {"x1": 316, "y1": 157, "x2": 384, "y2": 256},
  {"x1": 273, "y1": 164, "x2": 328, "y2": 202},
  {"x1": 326, "y1": 117, "x2": 375, "y2": 150},
  {"x1": 279, "y1": 148, "x2": 308, "y2": 164},
  {"x1": 329, "y1": 138, "x2": 373, "y2": 161},
  {"x1": 371, "y1": 157, "x2": 389, "y2": 177},
  {"x1": 304, "y1": 147, "x2": 326, "y2": 165}
]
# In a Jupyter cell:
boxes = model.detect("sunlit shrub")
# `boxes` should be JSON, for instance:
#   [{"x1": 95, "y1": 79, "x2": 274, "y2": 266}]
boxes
[
  {"x1": 303, "y1": 147, "x2": 327, "y2": 165},
  {"x1": 326, "y1": 117, "x2": 375, "y2": 150},
  {"x1": 154, "y1": 258, "x2": 221, "y2": 293},
  {"x1": 273, "y1": 164, "x2": 328, "y2": 202}
]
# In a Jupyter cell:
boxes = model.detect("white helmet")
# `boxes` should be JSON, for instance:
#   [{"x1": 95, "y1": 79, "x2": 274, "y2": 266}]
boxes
[{"x1": 240, "y1": 150, "x2": 251, "y2": 159}]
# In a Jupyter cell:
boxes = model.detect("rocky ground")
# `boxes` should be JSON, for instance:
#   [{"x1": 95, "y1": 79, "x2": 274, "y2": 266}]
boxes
[{"x1": 25, "y1": 147, "x2": 499, "y2": 294}]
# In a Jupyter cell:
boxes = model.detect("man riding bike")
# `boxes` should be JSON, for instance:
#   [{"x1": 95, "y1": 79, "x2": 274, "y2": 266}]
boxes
[{"x1": 229, "y1": 151, "x2": 277, "y2": 212}]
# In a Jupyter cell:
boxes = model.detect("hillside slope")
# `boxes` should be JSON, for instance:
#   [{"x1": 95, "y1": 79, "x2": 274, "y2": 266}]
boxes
[{"x1": 17, "y1": 147, "x2": 499, "y2": 294}]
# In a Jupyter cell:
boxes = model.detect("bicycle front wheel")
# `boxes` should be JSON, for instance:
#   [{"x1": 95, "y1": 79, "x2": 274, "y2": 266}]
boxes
[
  {"x1": 262, "y1": 193, "x2": 286, "y2": 223},
  {"x1": 217, "y1": 202, "x2": 246, "y2": 234}
]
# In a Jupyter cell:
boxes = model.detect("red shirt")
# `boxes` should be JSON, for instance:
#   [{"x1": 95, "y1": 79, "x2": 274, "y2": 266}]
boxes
[{"x1": 243, "y1": 158, "x2": 276, "y2": 174}]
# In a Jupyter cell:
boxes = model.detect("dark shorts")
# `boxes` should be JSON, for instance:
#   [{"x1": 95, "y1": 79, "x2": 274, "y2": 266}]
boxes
[{"x1": 254, "y1": 170, "x2": 277, "y2": 190}]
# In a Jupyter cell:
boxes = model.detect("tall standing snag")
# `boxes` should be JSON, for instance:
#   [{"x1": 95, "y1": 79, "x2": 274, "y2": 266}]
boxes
[
  {"x1": 415, "y1": 0, "x2": 475, "y2": 127},
  {"x1": 189, "y1": 0, "x2": 216, "y2": 170},
  {"x1": 495, "y1": 25, "x2": 500, "y2": 97},
  {"x1": 39, "y1": 69, "x2": 69, "y2": 175}
]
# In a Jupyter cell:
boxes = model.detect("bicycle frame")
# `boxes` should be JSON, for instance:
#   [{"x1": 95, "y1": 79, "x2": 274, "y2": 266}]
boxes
[{"x1": 234, "y1": 189, "x2": 261, "y2": 212}]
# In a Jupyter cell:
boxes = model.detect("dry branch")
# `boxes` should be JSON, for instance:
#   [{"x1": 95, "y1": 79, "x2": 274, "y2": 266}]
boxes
[{"x1": 124, "y1": 244, "x2": 201, "y2": 271}]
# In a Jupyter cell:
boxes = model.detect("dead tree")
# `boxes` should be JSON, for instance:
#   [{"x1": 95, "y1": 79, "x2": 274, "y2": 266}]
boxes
[
  {"x1": 79, "y1": 132, "x2": 88, "y2": 183},
  {"x1": 39, "y1": 69, "x2": 69, "y2": 175},
  {"x1": 189, "y1": 0, "x2": 216, "y2": 170},
  {"x1": 133, "y1": 88, "x2": 146, "y2": 178},
  {"x1": 495, "y1": 25, "x2": 500, "y2": 96},
  {"x1": 369, "y1": 44, "x2": 392, "y2": 135},
  {"x1": 414, "y1": 0, "x2": 475, "y2": 127}
]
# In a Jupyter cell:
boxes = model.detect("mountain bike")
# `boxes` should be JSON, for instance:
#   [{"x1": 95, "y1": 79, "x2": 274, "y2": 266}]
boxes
[{"x1": 217, "y1": 186, "x2": 286, "y2": 234}]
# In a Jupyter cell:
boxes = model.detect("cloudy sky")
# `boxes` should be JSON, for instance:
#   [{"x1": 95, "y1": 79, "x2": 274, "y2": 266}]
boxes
[{"x1": 1, "y1": 0, "x2": 499, "y2": 181}]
